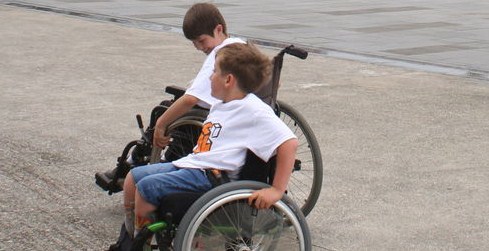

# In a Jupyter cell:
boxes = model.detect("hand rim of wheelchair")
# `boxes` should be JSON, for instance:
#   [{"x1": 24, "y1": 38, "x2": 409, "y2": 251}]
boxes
[{"x1": 150, "y1": 113, "x2": 206, "y2": 164}]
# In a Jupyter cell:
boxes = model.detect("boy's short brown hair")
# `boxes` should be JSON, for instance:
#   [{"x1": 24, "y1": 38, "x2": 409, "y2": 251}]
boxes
[
  {"x1": 183, "y1": 3, "x2": 227, "y2": 40},
  {"x1": 216, "y1": 43, "x2": 272, "y2": 93}
]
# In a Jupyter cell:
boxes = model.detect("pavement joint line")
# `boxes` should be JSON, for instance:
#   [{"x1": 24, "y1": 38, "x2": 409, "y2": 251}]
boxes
[
  {"x1": 4, "y1": 1, "x2": 182, "y2": 33},
  {"x1": 4, "y1": 1, "x2": 489, "y2": 82},
  {"x1": 247, "y1": 37, "x2": 489, "y2": 81}
]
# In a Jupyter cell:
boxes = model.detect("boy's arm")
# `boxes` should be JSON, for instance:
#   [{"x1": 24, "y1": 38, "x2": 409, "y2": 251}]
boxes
[
  {"x1": 248, "y1": 138, "x2": 298, "y2": 209},
  {"x1": 153, "y1": 94, "x2": 200, "y2": 148}
]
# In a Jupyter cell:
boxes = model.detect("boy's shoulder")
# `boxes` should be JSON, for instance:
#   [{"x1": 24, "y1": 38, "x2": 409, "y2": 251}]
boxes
[
  {"x1": 238, "y1": 94, "x2": 275, "y2": 116},
  {"x1": 212, "y1": 94, "x2": 267, "y2": 112},
  {"x1": 214, "y1": 37, "x2": 246, "y2": 53}
]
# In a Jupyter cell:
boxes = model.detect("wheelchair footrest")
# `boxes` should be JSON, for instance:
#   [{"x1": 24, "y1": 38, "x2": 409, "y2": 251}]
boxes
[{"x1": 95, "y1": 172, "x2": 122, "y2": 194}]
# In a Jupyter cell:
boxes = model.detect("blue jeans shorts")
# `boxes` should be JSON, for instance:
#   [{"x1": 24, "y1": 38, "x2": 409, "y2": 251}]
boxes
[{"x1": 131, "y1": 162, "x2": 212, "y2": 206}]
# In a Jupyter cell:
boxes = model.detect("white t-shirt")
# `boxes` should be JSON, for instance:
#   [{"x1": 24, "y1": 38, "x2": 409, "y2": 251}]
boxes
[
  {"x1": 185, "y1": 37, "x2": 246, "y2": 109},
  {"x1": 173, "y1": 94, "x2": 296, "y2": 179}
]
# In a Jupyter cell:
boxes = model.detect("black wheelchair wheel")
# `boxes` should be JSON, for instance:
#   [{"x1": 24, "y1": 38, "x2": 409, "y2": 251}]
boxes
[
  {"x1": 173, "y1": 181, "x2": 312, "y2": 251},
  {"x1": 276, "y1": 100, "x2": 323, "y2": 217},
  {"x1": 150, "y1": 109, "x2": 207, "y2": 163}
]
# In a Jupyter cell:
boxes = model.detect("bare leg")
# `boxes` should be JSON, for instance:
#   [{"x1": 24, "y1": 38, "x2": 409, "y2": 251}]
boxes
[
  {"x1": 134, "y1": 189, "x2": 157, "y2": 237},
  {"x1": 124, "y1": 172, "x2": 136, "y2": 206},
  {"x1": 135, "y1": 189, "x2": 157, "y2": 217},
  {"x1": 123, "y1": 172, "x2": 136, "y2": 237}
]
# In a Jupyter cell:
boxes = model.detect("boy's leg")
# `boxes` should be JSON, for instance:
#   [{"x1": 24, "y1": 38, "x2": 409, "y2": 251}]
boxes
[
  {"x1": 123, "y1": 173, "x2": 136, "y2": 237},
  {"x1": 123, "y1": 162, "x2": 178, "y2": 237},
  {"x1": 134, "y1": 191, "x2": 156, "y2": 238},
  {"x1": 135, "y1": 166, "x2": 212, "y2": 209},
  {"x1": 133, "y1": 167, "x2": 213, "y2": 233}
]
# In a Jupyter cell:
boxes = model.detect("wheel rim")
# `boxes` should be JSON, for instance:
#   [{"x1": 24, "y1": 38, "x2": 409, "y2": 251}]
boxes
[
  {"x1": 277, "y1": 101, "x2": 323, "y2": 216},
  {"x1": 149, "y1": 119, "x2": 203, "y2": 163},
  {"x1": 164, "y1": 119, "x2": 202, "y2": 160},
  {"x1": 180, "y1": 190, "x2": 306, "y2": 251}
]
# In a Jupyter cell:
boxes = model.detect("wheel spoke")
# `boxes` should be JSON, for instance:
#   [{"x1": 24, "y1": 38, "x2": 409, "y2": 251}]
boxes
[{"x1": 277, "y1": 101, "x2": 323, "y2": 216}]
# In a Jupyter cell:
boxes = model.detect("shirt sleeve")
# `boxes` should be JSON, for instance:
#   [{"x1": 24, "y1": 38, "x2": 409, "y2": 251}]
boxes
[
  {"x1": 247, "y1": 110, "x2": 296, "y2": 161},
  {"x1": 185, "y1": 53, "x2": 219, "y2": 109}
]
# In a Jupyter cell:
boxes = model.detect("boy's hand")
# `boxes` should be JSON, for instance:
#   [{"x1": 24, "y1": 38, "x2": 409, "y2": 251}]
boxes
[
  {"x1": 153, "y1": 127, "x2": 171, "y2": 148},
  {"x1": 248, "y1": 187, "x2": 284, "y2": 209},
  {"x1": 248, "y1": 139, "x2": 297, "y2": 209}
]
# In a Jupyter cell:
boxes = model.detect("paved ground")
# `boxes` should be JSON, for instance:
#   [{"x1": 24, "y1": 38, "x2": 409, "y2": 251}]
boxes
[
  {"x1": 1, "y1": 2, "x2": 489, "y2": 251},
  {"x1": 2, "y1": 0, "x2": 489, "y2": 79}
]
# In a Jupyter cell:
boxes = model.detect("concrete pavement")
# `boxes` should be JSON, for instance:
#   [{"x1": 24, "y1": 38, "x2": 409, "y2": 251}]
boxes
[
  {"x1": 1, "y1": 3, "x2": 489, "y2": 251},
  {"x1": 2, "y1": 0, "x2": 489, "y2": 79}
]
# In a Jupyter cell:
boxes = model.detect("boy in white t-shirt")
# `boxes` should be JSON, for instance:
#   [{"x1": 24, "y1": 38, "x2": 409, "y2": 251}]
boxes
[
  {"x1": 122, "y1": 43, "x2": 298, "y2": 238},
  {"x1": 152, "y1": 3, "x2": 246, "y2": 147},
  {"x1": 96, "y1": 3, "x2": 245, "y2": 186}
]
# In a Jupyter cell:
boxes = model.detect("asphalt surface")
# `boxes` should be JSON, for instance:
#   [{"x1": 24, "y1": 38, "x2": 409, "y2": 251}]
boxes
[{"x1": 1, "y1": 3, "x2": 489, "y2": 251}]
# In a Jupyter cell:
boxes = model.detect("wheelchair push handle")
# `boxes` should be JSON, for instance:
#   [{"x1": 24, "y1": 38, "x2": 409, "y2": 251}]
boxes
[
  {"x1": 136, "y1": 114, "x2": 150, "y2": 142},
  {"x1": 136, "y1": 114, "x2": 144, "y2": 129},
  {"x1": 284, "y1": 45, "x2": 308, "y2": 60}
]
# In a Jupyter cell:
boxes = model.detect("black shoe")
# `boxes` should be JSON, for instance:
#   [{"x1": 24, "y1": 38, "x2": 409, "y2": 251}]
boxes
[
  {"x1": 95, "y1": 168, "x2": 122, "y2": 193},
  {"x1": 106, "y1": 223, "x2": 134, "y2": 251}
]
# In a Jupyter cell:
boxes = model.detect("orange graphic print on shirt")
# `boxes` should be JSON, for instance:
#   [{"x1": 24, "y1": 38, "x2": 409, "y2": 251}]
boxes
[{"x1": 194, "y1": 122, "x2": 222, "y2": 153}]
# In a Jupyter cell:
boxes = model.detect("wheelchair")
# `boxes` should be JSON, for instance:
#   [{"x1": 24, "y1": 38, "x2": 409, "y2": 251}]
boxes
[{"x1": 96, "y1": 45, "x2": 323, "y2": 250}]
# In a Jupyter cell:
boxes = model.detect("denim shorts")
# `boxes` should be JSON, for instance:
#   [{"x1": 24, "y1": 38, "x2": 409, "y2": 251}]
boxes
[{"x1": 131, "y1": 162, "x2": 212, "y2": 206}]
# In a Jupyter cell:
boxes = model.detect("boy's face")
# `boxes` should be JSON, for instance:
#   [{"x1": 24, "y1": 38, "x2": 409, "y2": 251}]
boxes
[
  {"x1": 210, "y1": 56, "x2": 227, "y2": 99},
  {"x1": 191, "y1": 25, "x2": 225, "y2": 55}
]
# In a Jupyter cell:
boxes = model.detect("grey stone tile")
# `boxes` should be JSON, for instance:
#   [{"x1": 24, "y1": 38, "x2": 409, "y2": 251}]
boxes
[
  {"x1": 383, "y1": 45, "x2": 475, "y2": 56},
  {"x1": 351, "y1": 22, "x2": 459, "y2": 33},
  {"x1": 320, "y1": 6, "x2": 431, "y2": 16},
  {"x1": 172, "y1": 3, "x2": 238, "y2": 9},
  {"x1": 252, "y1": 23, "x2": 312, "y2": 30},
  {"x1": 56, "y1": 0, "x2": 111, "y2": 3},
  {"x1": 406, "y1": 48, "x2": 489, "y2": 70},
  {"x1": 129, "y1": 13, "x2": 180, "y2": 19},
  {"x1": 5, "y1": 0, "x2": 489, "y2": 73}
]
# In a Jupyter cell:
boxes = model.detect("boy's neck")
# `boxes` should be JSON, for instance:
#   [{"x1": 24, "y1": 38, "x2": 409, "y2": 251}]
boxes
[
  {"x1": 222, "y1": 91, "x2": 247, "y2": 103},
  {"x1": 216, "y1": 33, "x2": 228, "y2": 44}
]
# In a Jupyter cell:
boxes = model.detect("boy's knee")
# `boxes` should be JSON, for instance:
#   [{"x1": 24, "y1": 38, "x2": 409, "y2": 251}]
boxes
[
  {"x1": 123, "y1": 172, "x2": 135, "y2": 190},
  {"x1": 135, "y1": 190, "x2": 157, "y2": 217}
]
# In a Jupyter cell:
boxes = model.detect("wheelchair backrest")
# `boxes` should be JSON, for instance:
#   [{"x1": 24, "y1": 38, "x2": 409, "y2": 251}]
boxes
[
  {"x1": 238, "y1": 150, "x2": 276, "y2": 185},
  {"x1": 253, "y1": 45, "x2": 308, "y2": 110},
  {"x1": 253, "y1": 55, "x2": 283, "y2": 110}
]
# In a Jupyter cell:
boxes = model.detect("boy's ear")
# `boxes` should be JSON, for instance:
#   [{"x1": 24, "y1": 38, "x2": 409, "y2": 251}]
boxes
[
  {"x1": 225, "y1": 74, "x2": 232, "y2": 85},
  {"x1": 224, "y1": 74, "x2": 236, "y2": 88},
  {"x1": 214, "y1": 24, "x2": 224, "y2": 36}
]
